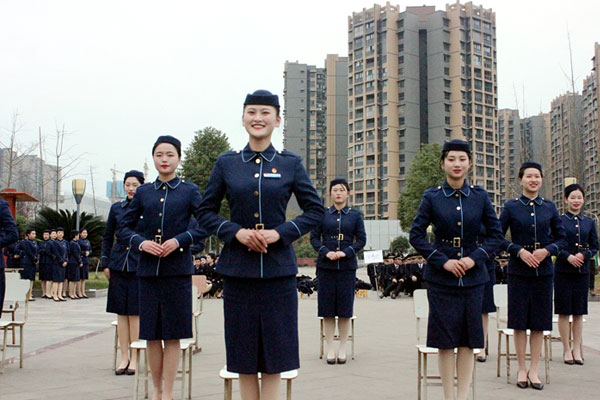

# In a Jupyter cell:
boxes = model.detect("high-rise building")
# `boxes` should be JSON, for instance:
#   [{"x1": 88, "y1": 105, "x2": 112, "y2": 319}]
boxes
[
  {"x1": 283, "y1": 55, "x2": 348, "y2": 203},
  {"x1": 549, "y1": 93, "x2": 584, "y2": 213},
  {"x1": 521, "y1": 113, "x2": 552, "y2": 199},
  {"x1": 498, "y1": 109, "x2": 521, "y2": 200},
  {"x1": 347, "y1": 2, "x2": 499, "y2": 219},
  {"x1": 581, "y1": 42, "x2": 600, "y2": 218}
]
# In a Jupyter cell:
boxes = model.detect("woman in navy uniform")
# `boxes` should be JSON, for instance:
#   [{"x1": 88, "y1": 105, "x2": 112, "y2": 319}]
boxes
[
  {"x1": 555, "y1": 183, "x2": 598, "y2": 365},
  {"x1": 19, "y1": 227, "x2": 39, "y2": 301},
  {"x1": 78, "y1": 228, "x2": 92, "y2": 298},
  {"x1": 102, "y1": 170, "x2": 145, "y2": 375},
  {"x1": 0, "y1": 198, "x2": 19, "y2": 316},
  {"x1": 476, "y1": 227, "x2": 497, "y2": 363},
  {"x1": 310, "y1": 178, "x2": 366, "y2": 364},
  {"x1": 119, "y1": 136, "x2": 206, "y2": 400},
  {"x1": 500, "y1": 162, "x2": 566, "y2": 390},
  {"x1": 409, "y1": 139, "x2": 502, "y2": 400},
  {"x1": 51, "y1": 227, "x2": 69, "y2": 302},
  {"x1": 38, "y1": 230, "x2": 53, "y2": 299},
  {"x1": 197, "y1": 90, "x2": 324, "y2": 400},
  {"x1": 67, "y1": 230, "x2": 82, "y2": 299}
]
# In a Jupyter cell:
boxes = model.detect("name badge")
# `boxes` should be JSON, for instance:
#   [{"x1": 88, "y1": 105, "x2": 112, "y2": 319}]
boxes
[{"x1": 263, "y1": 173, "x2": 281, "y2": 178}]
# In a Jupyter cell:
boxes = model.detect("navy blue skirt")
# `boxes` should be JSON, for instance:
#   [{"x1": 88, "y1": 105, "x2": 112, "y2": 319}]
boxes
[
  {"x1": 508, "y1": 274, "x2": 553, "y2": 331},
  {"x1": 317, "y1": 268, "x2": 356, "y2": 318},
  {"x1": 427, "y1": 283, "x2": 484, "y2": 349},
  {"x1": 139, "y1": 275, "x2": 192, "y2": 340},
  {"x1": 481, "y1": 270, "x2": 496, "y2": 314},
  {"x1": 19, "y1": 265, "x2": 36, "y2": 281},
  {"x1": 223, "y1": 275, "x2": 299, "y2": 374},
  {"x1": 554, "y1": 273, "x2": 589, "y2": 316},
  {"x1": 52, "y1": 264, "x2": 66, "y2": 283},
  {"x1": 39, "y1": 263, "x2": 52, "y2": 281},
  {"x1": 67, "y1": 262, "x2": 80, "y2": 282},
  {"x1": 106, "y1": 269, "x2": 140, "y2": 316},
  {"x1": 81, "y1": 264, "x2": 89, "y2": 280}
]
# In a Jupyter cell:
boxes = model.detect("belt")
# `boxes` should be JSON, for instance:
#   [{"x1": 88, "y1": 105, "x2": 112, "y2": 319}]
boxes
[
  {"x1": 255, "y1": 224, "x2": 264, "y2": 230},
  {"x1": 522, "y1": 243, "x2": 545, "y2": 250},
  {"x1": 329, "y1": 234, "x2": 345, "y2": 240},
  {"x1": 153, "y1": 235, "x2": 162, "y2": 244},
  {"x1": 438, "y1": 237, "x2": 477, "y2": 248}
]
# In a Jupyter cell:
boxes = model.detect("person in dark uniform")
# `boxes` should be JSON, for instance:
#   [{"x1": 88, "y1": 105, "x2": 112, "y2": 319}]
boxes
[
  {"x1": 409, "y1": 139, "x2": 502, "y2": 400},
  {"x1": 380, "y1": 254, "x2": 406, "y2": 299},
  {"x1": 119, "y1": 137, "x2": 206, "y2": 400},
  {"x1": 51, "y1": 227, "x2": 69, "y2": 302},
  {"x1": 102, "y1": 170, "x2": 145, "y2": 375},
  {"x1": 197, "y1": 90, "x2": 324, "y2": 400},
  {"x1": 38, "y1": 229, "x2": 53, "y2": 299},
  {"x1": 379, "y1": 254, "x2": 395, "y2": 290},
  {"x1": 78, "y1": 228, "x2": 92, "y2": 298},
  {"x1": 500, "y1": 162, "x2": 566, "y2": 390},
  {"x1": 495, "y1": 253, "x2": 508, "y2": 284},
  {"x1": 366, "y1": 263, "x2": 377, "y2": 291},
  {"x1": 310, "y1": 178, "x2": 366, "y2": 364},
  {"x1": 67, "y1": 230, "x2": 82, "y2": 299},
  {"x1": 19, "y1": 227, "x2": 39, "y2": 301},
  {"x1": 555, "y1": 184, "x2": 598, "y2": 365},
  {"x1": 0, "y1": 198, "x2": 19, "y2": 316},
  {"x1": 404, "y1": 254, "x2": 426, "y2": 295}
]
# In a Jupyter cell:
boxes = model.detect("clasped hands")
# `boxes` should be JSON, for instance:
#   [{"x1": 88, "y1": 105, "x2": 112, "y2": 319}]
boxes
[
  {"x1": 235, "y1": 229, "x2": 280, "y2": 253},
  {"x1": 567, "y1": 252, "x2": 585, "y2": 268},
  {"x1": 443, "y1": 257, "x2": 475, "y2": 278},
  {"x1": 326, "y1": 251, "x2": 347, "y2": 261},
  {"x1": 518, "y1": 248, "x2": 549, "y2": 268},
  {"x1": 140, "y1": 238, "x2": 179, "y2": 257}
]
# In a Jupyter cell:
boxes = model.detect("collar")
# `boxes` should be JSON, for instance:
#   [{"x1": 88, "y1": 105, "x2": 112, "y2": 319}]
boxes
[
  {"x1": 241, "y1": 143, "x2": 277, "y2": 163},
  {"x1": 153, "y1": 176, "x2": 181, "y2": 190},
  {"x1": 519, "y1": 194, "x2": 543, "y2": 206},
  {"x1": 328, "y1": 205, "x2": 350, "y2": 214},
  {"x1": 564, "y1": 211, "x2": 581, "y2": 220},
  {"x1": 441, "y1": 181, "x2": 471, "y2": 197},
  {"x1": 120, "y1": 198, "x2": 132, "y2": 208}
]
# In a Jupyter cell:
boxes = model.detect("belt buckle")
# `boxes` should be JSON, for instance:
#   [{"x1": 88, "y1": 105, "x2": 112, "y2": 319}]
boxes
[
  {"x1": 338, "y1": 234, "x2": 344, "y2": 241},
  {"x1": 154, "y1": 235, "x2": 162, "y2": 245},
  {"x1": 453, "y1": 237, "x2": 461, "y2": 248},
  {"x1": 534, "y1": 242, "x2": 540, "y2": 250},
  {"x1": 255, "y1": 224, "x2": 264, "y2": 230}
]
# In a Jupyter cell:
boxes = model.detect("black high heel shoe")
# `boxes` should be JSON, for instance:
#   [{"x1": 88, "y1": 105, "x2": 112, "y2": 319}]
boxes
[
  {"x1": 564, "y1": 351, "x2": 574, "y2": 365},
  {"x1": 527, "y1": 372, "x2": 544, "y2": 390},
  {"x1": 516, "y1": 371, "x2": 528, "y2": 389},
  {"x1": 115, "y1": 361, "x2": 130, "y2": 376}
]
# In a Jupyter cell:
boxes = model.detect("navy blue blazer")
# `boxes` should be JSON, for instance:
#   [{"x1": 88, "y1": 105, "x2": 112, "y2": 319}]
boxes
[
  {"x1": 20, "y1": 239, "x2": 38, "y2": 267},
  {"x1": 39, "y1": 240, "x2": 53, "y2": 265},
  {"x1": 555, "y1": 212, "x2": 598, "y2": 275},
  {"x1": 409, "y1": 181, "x2": 502, "y2": 287},
  {"x1": 310, "y1": 205, "x2": 366, "y2": 270},
  {"x1": 102, "y1": 199, "x2": 140, "y2": 272},
  {"x1": 500, "y1": 195, "x2": 567, "y2": 277},
  {"x1": 68, "y1": 240, "x2": 82, "y2": 265},
  {"x1": 4, "y1": 242, "x2": 20, "y2": 269},
  {"x1": 197, "y1": 144, "x2": 324, "y2": 279},
  {"x1": 78, "y1": 238, "x2": 91, "y2": 267},
  {"x1": 0, "y1": 199, "x2": 18, "y2": 269},
  {"x1": 118, "y1": 176, "x2": 207, "y2": 277},
  {"x1": 55, "y1": 239, "x2": 69, "y2": 265}
]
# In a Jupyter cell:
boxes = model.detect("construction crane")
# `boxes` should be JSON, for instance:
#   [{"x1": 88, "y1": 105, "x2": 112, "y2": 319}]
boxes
[{"x1": 110, "y1": 164, "x2": 124, "y2": 203}]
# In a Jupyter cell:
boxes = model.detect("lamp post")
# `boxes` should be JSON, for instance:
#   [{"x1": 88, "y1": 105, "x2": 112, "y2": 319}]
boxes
[{"x1": 72, "y1": 179, "x2": 86, "y2": 231}]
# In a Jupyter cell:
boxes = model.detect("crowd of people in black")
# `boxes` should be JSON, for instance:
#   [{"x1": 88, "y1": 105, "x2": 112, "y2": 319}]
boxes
[{"x1": 3, "y1": 227, "x2": 92, "y2": 301}]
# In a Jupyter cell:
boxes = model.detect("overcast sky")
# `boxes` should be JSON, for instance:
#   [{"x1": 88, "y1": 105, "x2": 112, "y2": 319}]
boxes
[{"x1": 1, "y1": 0, "x2": 598, "y2": 201}]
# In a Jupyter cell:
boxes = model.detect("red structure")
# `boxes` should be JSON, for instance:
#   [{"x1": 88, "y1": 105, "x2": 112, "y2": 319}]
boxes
[{"x1": 0, "y1": 188, "x2": 39, "y2": 218}]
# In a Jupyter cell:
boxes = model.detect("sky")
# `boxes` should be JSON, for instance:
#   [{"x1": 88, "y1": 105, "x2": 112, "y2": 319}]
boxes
[{"x1": 1, "y1": 0, "x2": 598, "y2": 201}]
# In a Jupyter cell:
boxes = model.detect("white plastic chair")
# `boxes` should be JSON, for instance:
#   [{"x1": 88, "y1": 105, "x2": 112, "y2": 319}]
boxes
[
  {"x1": 219, "y1": 365, "x2": 298, "y2": 400},
  {"x1": 318, "y1": 316, "x2": 356, "y2": 360},
  {"x1": 1, "y1": 277, "x2": 30, "y2": 373}
]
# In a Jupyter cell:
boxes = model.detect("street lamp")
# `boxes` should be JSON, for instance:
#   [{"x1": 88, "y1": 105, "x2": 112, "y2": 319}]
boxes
[{"x1": 72, "y1": 179, "x2": 86, "y2": 231}]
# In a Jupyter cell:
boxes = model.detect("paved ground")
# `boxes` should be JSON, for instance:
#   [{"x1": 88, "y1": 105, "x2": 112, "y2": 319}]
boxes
[{"x1": 1, "y1": 268, "x2": 599, "y2": 399}]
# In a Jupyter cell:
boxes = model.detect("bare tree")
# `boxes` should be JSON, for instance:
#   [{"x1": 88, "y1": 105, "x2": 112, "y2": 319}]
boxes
[
  {"x1": 0, "y1": 111, "x2": 38, "y2": 189},
  {"x1": 49, "y1": 123, "x2": 86, "y2": 210}
]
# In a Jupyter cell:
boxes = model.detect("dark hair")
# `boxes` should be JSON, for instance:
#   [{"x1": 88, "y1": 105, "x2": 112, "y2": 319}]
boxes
[
  {"x1": 80, "y1": 228, "x2": 87, "y2": 233},
  {"x1": 25, "y1": 227, "x2": 35, "y2": 235},
  {"x1": 243, "y1": 104, "x2": 281, "y2": 117},
  {"x1": 564, "y1": 183, "x2": 585, "y2": 199},
  {"x1": 329, "y1": 178, "x2": 350, "y2": 193},
  {"x1": 518, "y1": 162, "x2": 543, "y2": 178},
  {"x1": 207, "y1": 252, "x2": 216, "y2": 259},
  {"x1": 441, "y1": 150, "x2": 472, "y2": 162}
]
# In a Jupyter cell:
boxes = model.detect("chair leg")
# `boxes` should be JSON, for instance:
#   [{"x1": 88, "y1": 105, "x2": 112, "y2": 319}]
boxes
[
  {"x1": 319, "y1": 319, "x2": 324, "y2": 359},
  {"x1": 423, "y1": 353, "x2": 428, "y2": 400},
  {"x1": 351, "y1": 319, "x2": 355, "y2": 360},
  {"x1": 133, "y1": 348, "x2": 139, "y2": 400},
  {"x1": 497, "y1": 332, "x2": 501, "y2": 378},
  {"x1": 506, "y1": 334, "x2": 510, "y2": 384},
  {"x1": 417, "y1": 352, "x2": 422, "y2": 400},
  {"x1": 224, "y1": 379, "x2": 232, "y2": 400},
  {"x1": 19, "y1": 326, "x2": 23, "y2": 368},
  {"x1": 180, "y1": 349, "x2": 186, "y2": 400},
  {"x1": 544, "y1": 337, "x2": 550, "y2": 384},
  {"x1": 144, "y1": 349, "x2": 149, "y2": 399},
  {"x1": 1, "y1": 328, "x2": 8, "y2": 374},
  {"x1": 472, "y1": 353, "x2": 477, "y2": 400},
  {"x1": 286, "y1": 380, "x2": 292, "y2": 400},
  {"x1": 188, "y1": 348, "x2": 192, "y2": 400}
]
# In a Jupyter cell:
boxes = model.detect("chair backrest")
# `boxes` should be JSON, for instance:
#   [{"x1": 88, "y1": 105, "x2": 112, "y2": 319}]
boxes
[
  {"x1": 493, "y1": 284, "x2": 508, "y2": 329},
  {"x1": 3, "y1": 278, "x2": 30, "y2": 321},
  {"x1": 413, "y1": 289, "x2": 429, "y2": 345}
]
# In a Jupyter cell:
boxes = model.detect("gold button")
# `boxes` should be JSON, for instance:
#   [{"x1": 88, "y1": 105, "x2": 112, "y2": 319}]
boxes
[
  {"x1": 337, "y1": 219, "x2": 340, "y2": 222},
  {"x1": 180, "y1": 248, "x2": 184, "y2": 252},
  {"x1": 531, "y1": 213, "x2": 534, "y2": 216},
  {"x1": 126, "y1": 247, "x2": 130, "y2": 250},
  {"x1": 253, "y1": 191, "x2": 259, "y2": 196},
  {"x1": 160, "y1": 198, "x2": 164, "y2": 202},
  {"x1": 575, "y1": 217, "x2": 578, "y2": 220},
  {"x1": 159, "y1": 213, "x2": 162, "y2": 216},
  {"x1": 576, "y1": 233, "x2": 579, "y2": 236},
  {"x1": 576, "y1": 225, "x2": 579, "y2": 228},
  {"x1": 163, "y1": 187, "x2": 166, "y2": 190},
  {"x1": 456, "y1": 207, "x2": 461, "y2": 210},
  {"x1": 157, "y1": 229, "x2": 161, "y2": 233},
  {"x1": 337, "y1": 247, "x2": 340, "y2": 251},
  {"x1": 254, "y1": 212, "x2": 259, "y2": 218},
  {"x1": 457, "y1": 252, "x2": 461, "y2": 257},
  {"x1": 576, "y1": 243, "x2": 579, "y2": 246},
  {"x1": 455, "y1": 194, "x2": 459, "y2": 197},
  {"x1": 254, "y1": 173, "x2": 259, "y2": 178},
  {"x1": 457, "y1": 222, "x2": 461, "y2": 226},
  {"x1": 255, "y1": 158, "x2": 261, "y2": 164}
]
